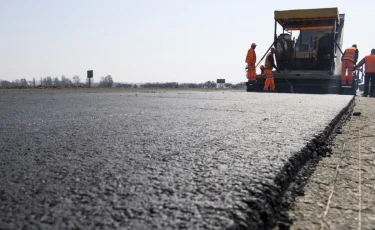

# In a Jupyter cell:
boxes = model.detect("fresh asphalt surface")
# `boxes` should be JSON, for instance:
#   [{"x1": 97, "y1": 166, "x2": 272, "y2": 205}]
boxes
[{"x1": 0, "y1": 90, "x2": 352, "y2": 229}]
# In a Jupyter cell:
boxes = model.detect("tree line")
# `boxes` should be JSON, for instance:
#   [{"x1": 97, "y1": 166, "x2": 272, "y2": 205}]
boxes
[
  {"x1": 0, "y1": 75, "x2": 114, "y2": 88},
  {"x1": 1, "y1": 77, "x2": 245, "y2": 89}
]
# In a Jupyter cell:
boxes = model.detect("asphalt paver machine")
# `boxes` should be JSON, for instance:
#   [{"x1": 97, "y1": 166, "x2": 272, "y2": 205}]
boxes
[{"x1": 247, "y1": 7, "x2": 360, "y2": 95}]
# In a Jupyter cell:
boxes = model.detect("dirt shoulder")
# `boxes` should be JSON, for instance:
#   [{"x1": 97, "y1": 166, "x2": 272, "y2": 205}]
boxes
[{"x1": 289, "y1": 97, "x2": 375, "y2": 230}]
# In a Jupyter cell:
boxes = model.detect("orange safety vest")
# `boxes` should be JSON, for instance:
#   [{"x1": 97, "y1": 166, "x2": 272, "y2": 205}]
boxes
[
  {"x1": 365, "y1": 54, "x2": 375, "y2": 73},
  {"x1": 264, "y1": 69, "x2": 273, "y2": 78},
  {"x1": 264, "y1": 52, "x2": 273, "y2": 70},
  {"x1": 246, "y1": 48, "x2": 256, "y2": 65},
  {"x1": 342, "y1": 47, "x2": 357, "y2": 62}
]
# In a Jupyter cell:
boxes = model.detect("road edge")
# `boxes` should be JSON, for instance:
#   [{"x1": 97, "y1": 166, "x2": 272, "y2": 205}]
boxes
[
  {"x1": 277, "y1": 95, "x2": 355, "y2": 229},
  {"x1": 234, "y1": 96, "x2": 356, "y2": 230}
]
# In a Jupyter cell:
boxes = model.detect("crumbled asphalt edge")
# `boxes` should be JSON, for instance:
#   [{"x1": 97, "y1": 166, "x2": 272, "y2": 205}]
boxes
[{"x1": 227, "y1": 96, "x2": 355, "y2": 230}]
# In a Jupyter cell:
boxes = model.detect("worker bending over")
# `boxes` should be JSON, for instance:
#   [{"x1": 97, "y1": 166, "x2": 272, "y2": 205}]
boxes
[
  {"x1": 263, "y1": 48, "x2": 279, "y2": 92},
  {"x1": 245, "y1": 43, "x2": 257, "y2": 82},
  {"x1": 341, "y1": 44, "x2": 359, "y2": 86},
  {"x1": 354, "y1": 49, "x2": 375, "y2": 97},
  {"x1": 260, "y1": 65, "x2": 265, "y2": 75}
]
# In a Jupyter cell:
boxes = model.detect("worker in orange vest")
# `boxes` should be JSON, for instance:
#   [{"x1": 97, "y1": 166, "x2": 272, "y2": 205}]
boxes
[
  {"x1": 341, "y1": 44, "x2": 359, "y2": 86},
  {"x1": 263, "y1": 48, "x2": 279, "y2": 92},
  {"x1": 354, "y1": 49, "x2": 375, "y2": 97},
  {"x1": 245, "y1": 43, "x2": 257, "y2": 82}
]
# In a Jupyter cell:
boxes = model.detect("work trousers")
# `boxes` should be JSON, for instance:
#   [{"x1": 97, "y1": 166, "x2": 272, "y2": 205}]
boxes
[
  {"x1": 247, "y1": 63, "x2": 256, "y2": 81},
  {"x1": 364, "y1": 72, "x2": 375, "y2": 97},
  {"x1": 341, "y1": 59, "x2": 354, "y2": 85},
  {"x1": 263, "y1": 69, "x2": 275, "y2": 91}
]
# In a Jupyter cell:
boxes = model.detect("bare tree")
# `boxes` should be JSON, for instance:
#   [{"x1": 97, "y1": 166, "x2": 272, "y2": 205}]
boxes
[
  {"x1": 20, "y1": 78, "x2": 28, "y2": 87},
  {"x1": 45, "y1": 76, "x2": 53, "y2": 87},
  {"x1": 54, "y1": 77, "x2": 60, "y2": 87},
  {"x1": 204, "y1": 81, "x2": 217, "y2": 88},
  {"x1": 61, "y1": 75, "x2": 72, "y2": 87},
  {"x1": 13, "y1": 79, "x2": 20, "y2": 86},
  {"x1": 72, "y1": 75, "x2": 81, "y2": 86},
  {"x1": 99, "y1": 75, "x2": 113, "y2": 87},
  {"x1": 63, "y1": 77, "x2": 73, "y2": 87}
]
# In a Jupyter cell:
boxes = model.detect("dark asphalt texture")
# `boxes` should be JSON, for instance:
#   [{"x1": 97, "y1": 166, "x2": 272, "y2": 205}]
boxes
[{"x1": 0, "y1": 91, "x2": 352, "y2": 229}]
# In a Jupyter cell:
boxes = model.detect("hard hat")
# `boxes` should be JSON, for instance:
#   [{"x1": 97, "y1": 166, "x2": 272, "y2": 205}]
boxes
[{"x1": 251, "y1": 43, "x2": 257, "y2": 46}]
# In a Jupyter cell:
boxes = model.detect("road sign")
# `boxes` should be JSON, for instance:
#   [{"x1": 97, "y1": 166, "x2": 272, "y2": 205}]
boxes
[
  {"x1": 87, "y1": 70, "x2": 93, "y2": 78},
  {"x1": 87, "y1": 70, "x2": 93, "y2": 88}
]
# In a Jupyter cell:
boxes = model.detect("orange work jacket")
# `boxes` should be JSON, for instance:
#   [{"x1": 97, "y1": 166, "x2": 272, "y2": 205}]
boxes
[
  {"x1": 365, "y1": 54, "x2": 375, "y2": 73},
  {"x1": 246, "y1": 48, "x2": 256, "y2": 65},
  {"x1": 342, "y1": 47, "x2": 357, "y2": 62}
]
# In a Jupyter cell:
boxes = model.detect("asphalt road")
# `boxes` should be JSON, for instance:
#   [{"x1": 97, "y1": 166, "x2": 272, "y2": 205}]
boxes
[{"x1": 0, "y1": 90, "x2": 353, "y2": 229}]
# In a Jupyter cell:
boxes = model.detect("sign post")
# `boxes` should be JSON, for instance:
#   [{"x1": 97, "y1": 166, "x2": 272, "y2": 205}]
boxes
[
  {"x1": 217, "y1": 79, "x2": 225, "y2": 88},
  {"x1": 87, "y1": 70, "x2": 93, "y2": 88}
]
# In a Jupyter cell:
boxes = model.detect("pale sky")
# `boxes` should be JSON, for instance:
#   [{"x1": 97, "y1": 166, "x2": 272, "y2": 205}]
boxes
[{"x1": 1, "y1": 0, "x2": 373, "y2": 83}]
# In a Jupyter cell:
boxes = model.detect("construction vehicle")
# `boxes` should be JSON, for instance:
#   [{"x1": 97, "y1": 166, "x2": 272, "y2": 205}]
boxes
[{"x1": 246, "y1": 7, "x2": 362, "y2": 95}]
